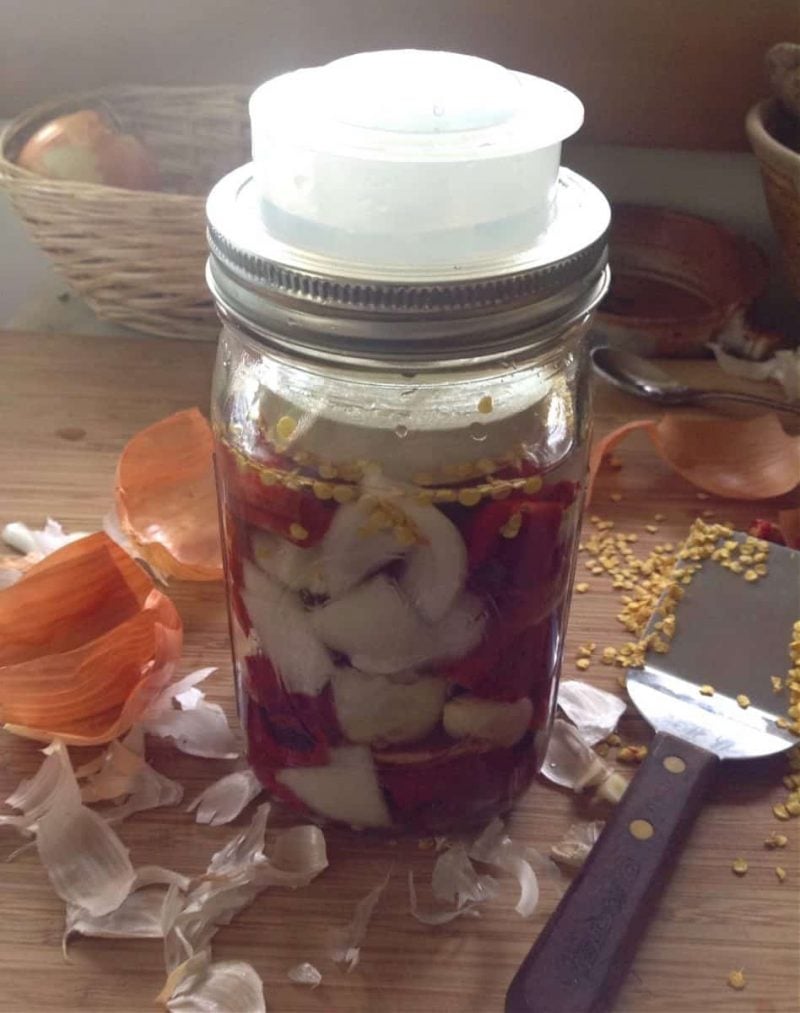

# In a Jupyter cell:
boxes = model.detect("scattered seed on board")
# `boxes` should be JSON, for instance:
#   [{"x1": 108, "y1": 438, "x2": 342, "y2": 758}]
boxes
[
  {"x1": 731, "y1": 858, "x2": 748, "y2": 876},
  {"x1": 477, "y1": 395, "x2": 493, "y2": 415},
  {"x1": 775, "y1": 866, "x2": 787, "y2": 882},
  {"x1": 727, "y1": 969, "x2": 746, "y2": 991},
  {"x1": 700, "y1": 685, "x2": 715, "y2": 696},
  {"x1": 575, "y1": 582, "x2": 590, "y2": 593},
  {"x1": 764, "y1": 832, "x2": 788, "y2": 849},
  {"x1": 576, "y1": 658, "x2": 591, "y2": 671},
  {"x1": 736, "y1": 694, "x2": 750, "y2": 709}
]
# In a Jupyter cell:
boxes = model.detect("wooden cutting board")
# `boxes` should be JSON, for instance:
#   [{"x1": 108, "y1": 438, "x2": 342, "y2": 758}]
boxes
[{"x1": 0, "y1": 330, "x2": 797, "y2": 1013}]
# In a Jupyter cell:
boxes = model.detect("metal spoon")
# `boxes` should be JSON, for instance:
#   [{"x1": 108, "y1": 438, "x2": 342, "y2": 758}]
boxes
[{"x1": 591, "y1": 344, "x2": 800, "y2": 417}]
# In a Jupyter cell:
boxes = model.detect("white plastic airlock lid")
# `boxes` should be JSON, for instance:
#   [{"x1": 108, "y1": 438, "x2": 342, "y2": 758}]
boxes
[{"x1": 249, "y1": 50, "x2": 584, "y2": 268}]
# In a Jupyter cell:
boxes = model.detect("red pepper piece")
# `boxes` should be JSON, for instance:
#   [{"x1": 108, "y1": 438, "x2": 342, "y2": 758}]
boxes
[
  {"x1": 445, "y1": 494, "x2": 572, "y2": 699},
  {"x1": 379, "y1": 741, "x2": 538, "y2": 832},
  {"x1": 464, "y1": 497, "x2": 564, "y2": 582},
  {"x1": 215, "y1": 440, "x2": 335, "y2": 547},
  {"x1": 442, "y1": 613, "x2": 560, "y2": 700},
  {"x1": 747, "y1": 518, "x2": 786, "y2": 546},
  {"x1": 244, "y1": 653, "x2": 338, "y2": 767}
]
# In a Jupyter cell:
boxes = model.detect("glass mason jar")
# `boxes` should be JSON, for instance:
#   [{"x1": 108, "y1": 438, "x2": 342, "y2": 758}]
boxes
[{"x1": 206, "y1": 52, "x2": 610, "y2": 833}]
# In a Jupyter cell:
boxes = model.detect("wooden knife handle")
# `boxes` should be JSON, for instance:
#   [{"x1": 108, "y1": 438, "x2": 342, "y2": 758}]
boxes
[{"x1": 506, "y1": 731, "x2": 719, "y2": 1013}]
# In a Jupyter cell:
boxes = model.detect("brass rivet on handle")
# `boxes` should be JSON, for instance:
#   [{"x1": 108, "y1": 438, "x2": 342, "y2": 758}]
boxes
[
  {"x1": 663, "y1": 755, "x2": 686, "y2": 774},
  {"x1": 629, "y1": 819, "x2": 654, "y2": 840}
]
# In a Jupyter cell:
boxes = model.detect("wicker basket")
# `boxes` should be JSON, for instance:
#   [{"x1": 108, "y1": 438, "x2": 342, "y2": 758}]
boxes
[
  {"x1": 746, "y1": 98, "x2": 800, "y2": 302},
  {"x1": 0, "y1": 85, "x2": 251, "y2": 339}
]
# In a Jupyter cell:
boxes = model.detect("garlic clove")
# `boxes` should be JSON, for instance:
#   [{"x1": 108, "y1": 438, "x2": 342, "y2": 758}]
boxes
[{"x1": 443, "y1": 695, "x2": 532, "y2": 747}]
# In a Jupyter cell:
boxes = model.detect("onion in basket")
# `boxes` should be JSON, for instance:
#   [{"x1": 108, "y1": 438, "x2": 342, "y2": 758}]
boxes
[{"x1": 17, "y1": 109, "x2": 160, "y2": 190}]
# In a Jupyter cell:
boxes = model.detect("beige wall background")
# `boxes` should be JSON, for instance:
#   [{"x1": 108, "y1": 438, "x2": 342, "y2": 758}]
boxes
[{"x1": 0, "y1": 0, "x2": 796, "y2": 149}]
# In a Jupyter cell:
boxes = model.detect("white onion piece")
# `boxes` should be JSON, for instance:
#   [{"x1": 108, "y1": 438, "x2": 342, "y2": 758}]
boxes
[
  {"x1": 431, "y1": 591, "x2": 487, "y2": 664},
  {"x1": 287, "y1": 962, "x2": 322, "y2": 987},
  {"x1": 407, "y1": 870, "x2": 481, "y2": 925},
  {"x1": 277, "y1": 746, "x2": 391, "y2": 828},
  {"x1": 2, "y1": 517, "x2": 88, "y2": 558},
  {"x1": 164, "y1": 951, "x2": 267, "y2": 1013},
  {"x1": 469, "y1": 818, "x2": 539, "y2": 918},
  {"x1": 332, "y1": 667, "x2": 446, "y2": 745},
  {"x1": 556, "y1": 680, "x2": 627, "y2": 746},
  {"x1": 398, "y1": 501, "x2": 467, "y2": 621},
  {"x1": 541, "y1": 718, "x2": 628, "y2": 803},
  {"x1": 186, "y1": 769, "x2": 262, "y2": 826},
  {"x1": 331, "y1": 870, "x2": 390, "y2": 971},
  {"x1": 313, "y1": 577, "x2": 485, "y2": 674},
  {"x1": 321, "y1": 501, "x2": 407, "y2": 598},
  {"x1": 550, "y1": 820, "x2": 606, "y2": 869},
  {"x1": 443, "y1": 696, "x2": 532, "y2": 747},
  {"x1": 431, "y1": 843, "x2": 500, "y2": 908},
  {"x1": 312, "y1": 574, "x2": 425, "y2": 670},
  {"x1": 242, "y1": 561, "x2": 333, "y2": 695},
  {"x1": 251, "y1": 529, "x2": 327, "y2": 594}
]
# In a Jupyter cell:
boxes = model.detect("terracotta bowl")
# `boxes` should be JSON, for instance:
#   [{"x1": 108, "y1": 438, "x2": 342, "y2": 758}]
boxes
[{"x1": 594, "y1": 204, "x2": 769, "y2": 357}]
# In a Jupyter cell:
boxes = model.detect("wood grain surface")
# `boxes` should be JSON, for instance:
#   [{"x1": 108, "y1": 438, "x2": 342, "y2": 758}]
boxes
[{"x1": 0, "y1": 330, "x2": 797, "y2": 1013}]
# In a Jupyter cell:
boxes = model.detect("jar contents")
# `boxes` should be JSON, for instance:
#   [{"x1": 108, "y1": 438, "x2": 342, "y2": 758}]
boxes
[{"x1": 215, "y1": 367, "x2": 585, "y2": 832}]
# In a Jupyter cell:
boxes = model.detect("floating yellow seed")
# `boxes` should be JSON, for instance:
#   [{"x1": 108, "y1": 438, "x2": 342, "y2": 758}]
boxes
[
  {"x1": 289, "y1": 523, "x2": 308, "y2": 541},
  {"x1": 477, "y1": 395, "x2": 493, "y2": 415},
  {"x1": 275, "y1": 415, "x2": 297, "y2": 440},
  {"x1": 312, "y1": 481, "x2": 334, "y2": 501},
  {"x1": 727, "y1": 969, "x2": 746, "y2": 991},
  {"x1": 576, "y1": 658, "x2": 591, "y2": 671},
  {"x1": 457, "y1": 487, "x2": 482, "y2": 507},
  {"x1": 523, "y1": 475, "x2": 543, "y2": 495},
  {"x1": 500, "y1": 513, "x2": 522, "y2": 539},
  {"x1": 699, "y1": 685, "x2": 715, "y2": 697},
  {"x1": 575, "y1": 582, "x2": 590, "y2": 594},
  {"x1": 736, "y1": 694, "x2": 750, "y2": 709},
  {"x1": 775, "y1": 866, "x2": 787, "y2": 882},
  {"x1": 731, "y1": 858, "x2": 748, "y2": 876}
]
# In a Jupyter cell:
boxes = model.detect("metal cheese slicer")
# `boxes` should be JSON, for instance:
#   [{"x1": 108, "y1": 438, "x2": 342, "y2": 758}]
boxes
[{"x1": 507, "y1": 533, "x2": 800, "y2": 1012}]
